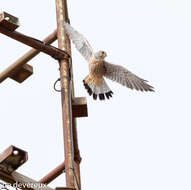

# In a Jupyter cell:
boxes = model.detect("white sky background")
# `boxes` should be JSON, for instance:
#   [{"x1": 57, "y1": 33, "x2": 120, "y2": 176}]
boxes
[{"x1": 0, "y1": 0, "x2": 191, "y2": 189}]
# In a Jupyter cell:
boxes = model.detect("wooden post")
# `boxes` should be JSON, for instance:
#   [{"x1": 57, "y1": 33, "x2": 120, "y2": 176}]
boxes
[
  {"x1": 0, "y1": 3, "x2": 84, "y2": 189},
  {"x1": 55, "y1": 0, "x2": 77, "y2": 189}
]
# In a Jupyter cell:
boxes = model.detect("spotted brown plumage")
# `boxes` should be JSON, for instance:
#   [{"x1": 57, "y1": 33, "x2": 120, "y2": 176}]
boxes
[{"x1": 63, "y1": 22, "x2": 154, "y2": 101}]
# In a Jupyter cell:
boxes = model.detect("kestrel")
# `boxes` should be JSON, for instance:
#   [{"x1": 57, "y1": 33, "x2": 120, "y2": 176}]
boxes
[{"x1": 64, "y1": 22, "x2": 154, "y2": 100}]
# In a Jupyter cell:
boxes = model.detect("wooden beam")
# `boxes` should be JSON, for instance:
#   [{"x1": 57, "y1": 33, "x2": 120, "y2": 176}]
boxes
[
  {"x1": 72, "y1": 97, "x2": 88, "y2": 118},
  {"x1": 0, "y1": 30, "x2": 57, "y2": 83},
  {"x1": 9, "y1": 64, "x2": 33, "y2": 83},
  {"x1": 0, "y1": 145, "x2": 28, "y2": 174},
  {"x1": 0, "y1": 13, "x2": 70, "y2": 61},
  {"x1": 39, "y1": 162, "x2": 65, "y2": 184},
  {"x1": 0, "y1": 12, "x2": 20, "y2": 31},
  {"x1": 56, "y1": 187, "x2": 76, "y2": 190}
]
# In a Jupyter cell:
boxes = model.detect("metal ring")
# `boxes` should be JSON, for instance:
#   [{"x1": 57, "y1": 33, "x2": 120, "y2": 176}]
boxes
[
  {"x1": 53, "y1": 75, "x2": 71, "y2": 92},
  {"x1": 53, "y1": 78, "x2": 61, "y2": 92}
]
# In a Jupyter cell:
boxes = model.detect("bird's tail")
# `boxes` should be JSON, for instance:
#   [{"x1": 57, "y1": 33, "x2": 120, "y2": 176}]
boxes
[{"x1": 83, "y1": 75, "x2": 113, "y2": 100}]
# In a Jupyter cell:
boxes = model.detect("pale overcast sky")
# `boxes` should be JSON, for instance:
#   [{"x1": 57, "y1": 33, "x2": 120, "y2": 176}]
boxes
[{"x1": 1, "y1": 0, "x2": 191, "y2": 190}]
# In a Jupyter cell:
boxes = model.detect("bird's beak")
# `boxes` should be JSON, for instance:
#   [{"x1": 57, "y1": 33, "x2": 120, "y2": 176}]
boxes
[{"x1": 103, "y1": 52, "x2": 107, "y2": 57}]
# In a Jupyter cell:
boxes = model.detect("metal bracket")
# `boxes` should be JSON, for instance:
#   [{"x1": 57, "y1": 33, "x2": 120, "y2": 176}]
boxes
[
  {"x1": 0, "y1": 145, "x2": 28, "y2": 174},
  {"x1": 72, "y1": 97, "x2": 88, "y2": 118},
  {"x1": 0, "y1": 12, "x2": 20, "y2": 31}
]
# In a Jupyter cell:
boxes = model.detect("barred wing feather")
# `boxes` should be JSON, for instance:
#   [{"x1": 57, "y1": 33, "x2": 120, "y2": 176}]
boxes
[
  {"x1": 63, "y1": 22, "x2": 94, "y2": 62},
  {"x1": 104, "y1": 62, "x2": 154, "y2": 92}
]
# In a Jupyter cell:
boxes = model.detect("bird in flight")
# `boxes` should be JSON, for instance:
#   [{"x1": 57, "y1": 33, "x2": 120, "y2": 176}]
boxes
[{"x1": 63, "y1": 22, "x2": 154, "y2": 100}]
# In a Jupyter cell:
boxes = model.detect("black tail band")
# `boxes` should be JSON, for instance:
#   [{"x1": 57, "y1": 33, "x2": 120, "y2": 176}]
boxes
[{"x1": 83, "y1": 80, "x2": 113, "y2": 100}]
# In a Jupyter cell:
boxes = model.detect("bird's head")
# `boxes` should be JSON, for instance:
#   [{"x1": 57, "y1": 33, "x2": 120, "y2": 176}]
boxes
[{"x1": 95, "y1": 51, "x2": 107, "y2": 60}]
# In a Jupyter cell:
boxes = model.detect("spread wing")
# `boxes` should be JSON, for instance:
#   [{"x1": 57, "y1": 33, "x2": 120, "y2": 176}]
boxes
[
  {"x1": 63, "y1": 22, "x2": 94, "y2": 62},
  {"x1": 104, "y1": 62, "x2": 154, "y2": 92}
]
